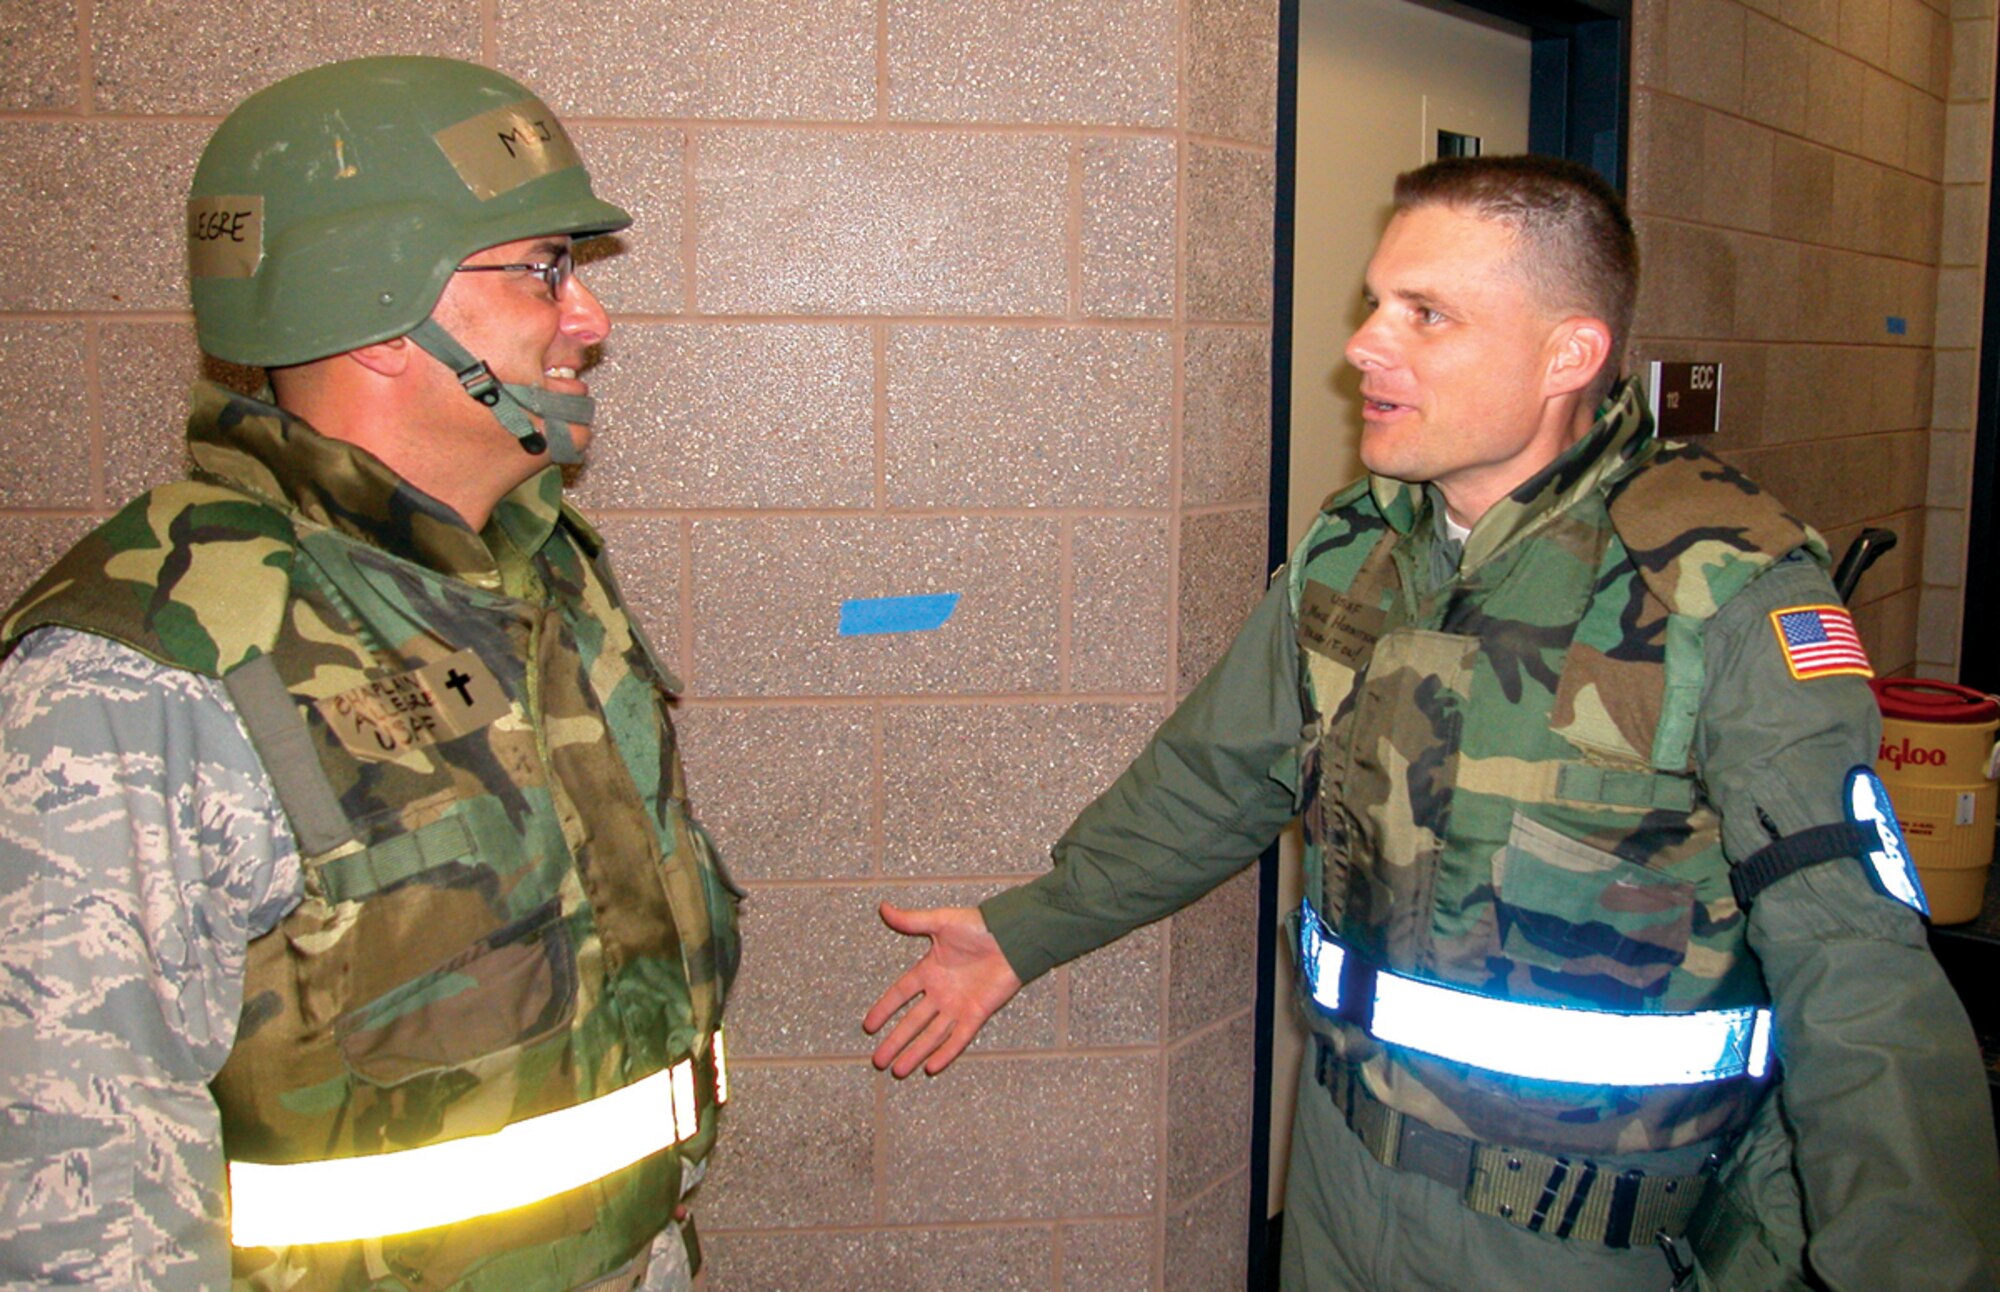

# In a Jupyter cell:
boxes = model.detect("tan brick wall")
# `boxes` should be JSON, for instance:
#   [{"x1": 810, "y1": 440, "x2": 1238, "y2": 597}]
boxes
[
  {"x1": 0, "y1": 3, "x2": 1277, "y2": 1288},
  {"x1": 1626, "y1": 0, "x2": 1987, "y2": 679}
]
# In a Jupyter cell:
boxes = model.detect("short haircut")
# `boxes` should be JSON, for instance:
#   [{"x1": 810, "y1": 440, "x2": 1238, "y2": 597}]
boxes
[{"x1": 1393, "y1": 155, "x2": 1638, "y2": 394}]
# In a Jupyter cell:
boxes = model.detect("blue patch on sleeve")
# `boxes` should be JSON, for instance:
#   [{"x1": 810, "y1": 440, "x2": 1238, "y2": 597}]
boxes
[
  {"x1": 1845, "y1": 766, "x2": 1929, "y2": 916},
  {"x1": 838, "y1": 593, "x2": 961, "y2": 636}
]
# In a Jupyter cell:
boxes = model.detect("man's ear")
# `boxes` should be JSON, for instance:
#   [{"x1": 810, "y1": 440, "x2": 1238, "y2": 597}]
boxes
[
  {"x1": 344, "y1": 335, "x2": 413, "y2": 379},
  {"x1": 1544, "y1": 317, "x2": 1612, "y2": 399}
]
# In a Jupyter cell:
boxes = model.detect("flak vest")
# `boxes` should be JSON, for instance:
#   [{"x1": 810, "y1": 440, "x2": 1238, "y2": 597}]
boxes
[
  {"x1": 1288, "y1": 390, "x2": 1822, "y2": 1162},
  {"x1": 3, "y1": 386, "x2": 740, "y2": 1291}
]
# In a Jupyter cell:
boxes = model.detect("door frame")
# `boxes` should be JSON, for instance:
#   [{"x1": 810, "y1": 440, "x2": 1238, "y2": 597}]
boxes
[{"x1": 1962, "y1": 101, "x2": 2000, "y2": 694}]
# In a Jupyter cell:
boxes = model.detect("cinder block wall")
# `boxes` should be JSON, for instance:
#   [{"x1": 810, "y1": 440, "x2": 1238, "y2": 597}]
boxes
[
  {"x1": 0, "y1": 3, "x2": 1278, "y2": 1289},
  {"x1": 1625, "y1": 0, "x2": 1989, "y2": 679}
]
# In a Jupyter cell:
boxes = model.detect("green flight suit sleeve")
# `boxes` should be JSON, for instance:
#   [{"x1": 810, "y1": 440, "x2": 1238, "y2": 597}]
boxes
[
  {"x1": 981, "y1": 579, "x2": 1306, "y2": 985},
  {"x1": 1695, "y1": 555, "x2": 2000, "y2": 1290}
]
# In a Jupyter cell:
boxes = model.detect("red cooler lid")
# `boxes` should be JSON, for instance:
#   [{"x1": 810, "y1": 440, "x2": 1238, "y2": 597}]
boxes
[{"x1": 1870, "y1": 678, "x2": 2000, "y2": 724}]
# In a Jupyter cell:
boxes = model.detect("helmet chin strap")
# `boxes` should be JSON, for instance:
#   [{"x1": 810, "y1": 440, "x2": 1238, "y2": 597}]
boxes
[{"x1": 407, "y1": 319, "x2": 595, "y2": 466}]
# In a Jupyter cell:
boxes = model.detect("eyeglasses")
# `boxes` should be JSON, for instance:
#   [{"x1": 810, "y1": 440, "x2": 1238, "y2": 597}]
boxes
[{"x1": 453, "y1": 247, "x2": 574, "y2": 299}]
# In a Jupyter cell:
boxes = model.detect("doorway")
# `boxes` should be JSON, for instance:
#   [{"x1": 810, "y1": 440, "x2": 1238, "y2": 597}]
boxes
[
  {"x1": 1252, "y1": 0, "x2": 1627, "y2": 1283},
  {"x1": 1283, "y1": 0, "x2": 1532, "y2": 550},
  {"x1": 1267, "y1": 0, "x2": 1532, "y2": 1233}
]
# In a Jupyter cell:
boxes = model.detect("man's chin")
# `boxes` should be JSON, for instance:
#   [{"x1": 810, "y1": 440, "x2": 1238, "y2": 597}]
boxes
[{"x1": 1355, "y1": 432, "x2": 1407, "y2": 481}]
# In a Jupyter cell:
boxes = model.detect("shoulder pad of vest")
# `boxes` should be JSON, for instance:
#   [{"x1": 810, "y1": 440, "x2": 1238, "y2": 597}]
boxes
[
  {"x1": 2, "y1": 482, "x2": 298, "y2": 678},
  {"x1": 1295, "y1": 478, "x2": 1389, "y2": 556},
  {"x1": 1290, "y1": 478, "x2": 1398, "y2": 605},
  {"x1": 1607, "y1": 440, "x2": 1821, "y2": 619},
  {"x1": 1318, "y1": 476, "x2": 1375, "y2": 517}
]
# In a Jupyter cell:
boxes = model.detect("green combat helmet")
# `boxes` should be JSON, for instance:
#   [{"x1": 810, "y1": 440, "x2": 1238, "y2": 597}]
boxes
[{"x1": 187, "y1": 56, "x2": 631, "y2": 464}]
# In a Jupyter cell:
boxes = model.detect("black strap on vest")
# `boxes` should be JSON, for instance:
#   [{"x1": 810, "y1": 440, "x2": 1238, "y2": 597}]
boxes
[
  {"x1": 1336, "y1": 944, "x2": 1378, "y2": 1032},
  {"x1": 1729, "y1": 821, "x2": 1874, "y2": 907}
]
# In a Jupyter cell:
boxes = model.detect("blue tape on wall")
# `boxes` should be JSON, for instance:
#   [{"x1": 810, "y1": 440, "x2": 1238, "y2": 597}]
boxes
[{"x1": 839, "y1": 593, "x2": 962, "y2": 636}]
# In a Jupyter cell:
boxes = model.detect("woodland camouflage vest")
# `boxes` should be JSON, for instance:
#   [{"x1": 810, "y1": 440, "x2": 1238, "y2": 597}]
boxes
[
  {"x1": 1288, "y1": 380, "x2": 1824, "y2": 1158},
  {"x1": 3, "y1": 384, "x2": 740, "y2": 1290}
]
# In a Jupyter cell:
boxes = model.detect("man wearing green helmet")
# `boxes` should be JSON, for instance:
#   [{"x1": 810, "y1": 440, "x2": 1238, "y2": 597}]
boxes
[{"x1": 0, "y1": 57, "x2": 738, "y2": 1291}]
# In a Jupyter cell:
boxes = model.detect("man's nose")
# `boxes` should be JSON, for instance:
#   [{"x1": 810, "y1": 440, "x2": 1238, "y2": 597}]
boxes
[
  {"x1": 561, "y1": 271, "x2": 611, "y2": 345},
  {"x1": 1344, "y1": 313, "x2": 1390, "y2": 371}
]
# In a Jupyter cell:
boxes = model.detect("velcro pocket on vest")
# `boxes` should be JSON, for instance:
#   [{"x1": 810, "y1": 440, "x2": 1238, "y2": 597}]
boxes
[
  {"x1": 335, "y1": 898, "x2": 577, "y2": 1087},
  {"x1": 315, "y1": 814, "x2": 476, "y2": 904},
  {"x1": 1494, "y1": 813, "x2": 1694, "y2": 1002},
  {"x1": 1555, "y1": 764, "x2": 1697, "y2": 813}
]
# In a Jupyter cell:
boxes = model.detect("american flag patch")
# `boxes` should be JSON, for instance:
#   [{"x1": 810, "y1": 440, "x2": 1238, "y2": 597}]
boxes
[{"x1": 1770, "y1": 605, "x2": 1873, "y2": 681}]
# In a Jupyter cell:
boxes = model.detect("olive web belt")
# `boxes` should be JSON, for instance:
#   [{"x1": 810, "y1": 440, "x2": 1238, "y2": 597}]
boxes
[
  {"x1": 1313, "y1": 1040, "x2": 1715, "y2": 1250},
  {"x1": 228, "y1": 1030, "x2": 729, "y2": 1248}
]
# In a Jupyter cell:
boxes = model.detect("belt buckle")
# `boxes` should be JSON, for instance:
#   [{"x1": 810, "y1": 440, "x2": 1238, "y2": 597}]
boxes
[{"x1": 1393, "y1": 1117, "x2": 1475, "y2": 1193}]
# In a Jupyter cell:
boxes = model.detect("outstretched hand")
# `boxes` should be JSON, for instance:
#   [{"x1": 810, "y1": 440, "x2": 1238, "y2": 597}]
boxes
[{"x1": 863, "y1": 902, "x2": 1023, "y2": 1078}]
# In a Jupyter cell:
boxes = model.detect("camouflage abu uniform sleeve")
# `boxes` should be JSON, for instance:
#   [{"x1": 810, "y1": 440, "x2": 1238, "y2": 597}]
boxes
[
  {"x1": 1695, "y1": 556, "x2": 2000, "y2": 1290},
  {"x1": 981, "y1": 579, "x2": 1305, "y2": 983},
  {"x1": 0, "y1": 628, "x2": 301, "y2": 1290}
]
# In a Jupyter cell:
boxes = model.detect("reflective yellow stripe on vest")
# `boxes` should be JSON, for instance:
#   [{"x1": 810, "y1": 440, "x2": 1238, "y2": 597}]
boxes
[
  {"x1": 228, "y1": 1032, "x2": 728, "y2": 1248},
  {"x1": 1298, "y1": 904, "x2": 1773, "y2": 1087}
]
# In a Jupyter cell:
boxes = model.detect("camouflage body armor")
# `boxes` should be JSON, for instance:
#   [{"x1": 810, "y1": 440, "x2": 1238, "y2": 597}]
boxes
[
  {"x1": 4, "y1": 384, "x2": 739, "y2": 1290},
  {"x1": 1289, "y1": 379, "x2": 1820, "y2": 1162}
]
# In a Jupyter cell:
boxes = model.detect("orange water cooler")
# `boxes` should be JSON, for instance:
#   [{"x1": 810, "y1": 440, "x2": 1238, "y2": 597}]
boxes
[{"x1": 1871, "y1": 679, "x2": 2000, "y2": 924}]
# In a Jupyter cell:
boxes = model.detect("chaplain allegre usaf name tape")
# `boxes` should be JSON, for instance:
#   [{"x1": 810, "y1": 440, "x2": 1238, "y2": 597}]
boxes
[{"x1": 314, "y1": 649, "x2": 513, "y2": 760}]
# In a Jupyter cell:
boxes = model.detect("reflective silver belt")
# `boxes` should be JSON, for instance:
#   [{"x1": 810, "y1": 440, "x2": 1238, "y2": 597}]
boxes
[
  {"x1": 1298, "y1": 902, "x2": 1772, "y2": 1087},
  {"x1": 229, "y1": 1029, "x2": 728, "y2": 1248}
]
